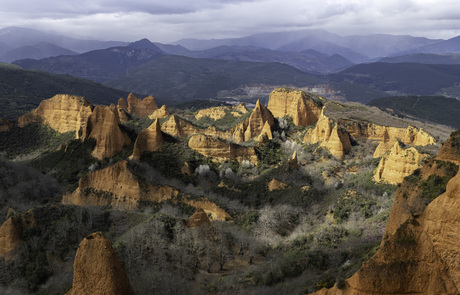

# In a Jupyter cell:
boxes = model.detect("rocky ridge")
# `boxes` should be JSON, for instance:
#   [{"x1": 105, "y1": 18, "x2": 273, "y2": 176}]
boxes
[{"x1": 118, "y1": 93, "x2": 158, "y2": 117}]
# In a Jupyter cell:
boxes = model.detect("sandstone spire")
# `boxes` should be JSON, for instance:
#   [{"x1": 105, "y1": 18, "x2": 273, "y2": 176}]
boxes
[
  {"x1": 72, "y1": 232, "x2": 134, "y2": 295},
  {"x1": 131, "y1": 119, "x2": 163, "y2": 161}
]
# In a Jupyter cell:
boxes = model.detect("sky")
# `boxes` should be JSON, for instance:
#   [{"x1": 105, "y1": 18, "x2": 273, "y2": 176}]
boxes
[{"x1": 1, "y1": 0, "x2": 460, "y2": 43}]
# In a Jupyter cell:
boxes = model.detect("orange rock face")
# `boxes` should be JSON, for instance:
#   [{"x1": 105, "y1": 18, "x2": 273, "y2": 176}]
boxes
[
  {"x1": 188, "y1": 134, "x2": 258, "y2": 164},
  {"x1": 0, "y1": 211, "x2": 35, "y2": 258},
  {"x1": 118, "y1": 93, "x2": 158, "y2": 117},
  {"x1": 342, "y1": 120, "x2": 436, "y2": 158},
  {"x1": 183, "y1": 199, "x2": 231, "y2": 221},
  {"x1": 72, "y1": 232, "x2": 134, "y2": 295},
  {"x1": 62, "y1": 160, "x2": 179, "y2": 209},
  {"x1": 17, "y1": 94, "x2": 94, "y2": 135},
  {"x1": 131, "y1": 119, "x2": 163, "y2": 161},
  {"x1": 304, "y1": 112, "x2": 351, "y2": 160},
  {"x1": 149, "y1": 105, "x2": 170, "y2": 119},
  {"x1": 79, "y1": 105, "x2": 131, "y2": 160},
  {"x1": 0, "y1": 119, "x2": 15, "y2": 133},
  {"x1": 268, "y1": 88, "x2": 322, "y2": 126},
  {"x1": 242, "y1": 100, "x2": 275, "y2": 142},
  {"x1": 374, "y1": 142, "x2": 429, "y2": 184},
  {"x1": 187, "y1": 208, "x2": 211, "y2": 228},
  {"x1": 267, "y1": 178, "x2": 288, "y2": 191}
]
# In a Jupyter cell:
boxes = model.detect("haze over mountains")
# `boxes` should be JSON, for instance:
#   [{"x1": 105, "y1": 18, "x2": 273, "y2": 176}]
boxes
[{"x1": 3, "y1": 25, "x2": 460, "y2": 122}]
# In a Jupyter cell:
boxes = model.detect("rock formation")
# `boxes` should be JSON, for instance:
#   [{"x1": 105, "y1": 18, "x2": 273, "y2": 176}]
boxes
[
  {"x1": 188, "y1": 134, "x2": 258, "y2": 164},
  {"x1": 79, "y1": 105, "x2": 131, "y2": 160},
  {"x1": 256, "y1": 121, "x2": 273, "y2": 142},
  {"x1": 0, "y1": 119, "x2": 15, "y2": 132},
  {"x1": 374, "y1": 142, "x2": 428, "y2": 184},
  {"x1": 304, "y1": 112, "x2": 351, "y2": 160},
  {"x1": 195, "y1": 106, "x2": 232, "y2": 121},
  {"x1": 131, "y1": 119, "x2": 163, "y2": 161},
  {"x1": 183, "y1": 199, "x2": 231, "y2": 221},
  {"x1": 268, "y1": 88, "x2": 322, "y2": 126},
  {"x1": 161, "y1": 114, "x2": 206, "y2": 138},
  {"x1": 118, "y1": 93, "x2": 158, "y2": 117},
  {"x1": 149, "y1": 105, "x2": 170, "y2": 119},
  {"x1": 242, "y1": 100, "x2": 275, "y2": 142},
  {"x1": 18, "y1": 94, "x2": 94, "y2": 136},
  {"x1": 234, "y1": 102, "x2": 249, "y2": 114},
  {"x1": 187, "y1": 208, "x2": 211, "y2": 228},
  {"x1": 0, "y1": 211, "x2": 35, "y2": 258},
  {"x1": 267, "y1": 178, "x2": 288, "y2": 191},
  {"x1": 287, "y1": 151, "x2": 299, "y2": 169},
  {"x1": 62, "y1": 160, "x2": 179, "y2": 209},
  {"x1": 341, "y1": 120, "x2": 436, "y2": 158},
  {"x1": 72, "y1": 232, "x2": 134, "y2": 295},
  {"x1": 312, "y1": 132, "x2": 460, "y2": 295}
]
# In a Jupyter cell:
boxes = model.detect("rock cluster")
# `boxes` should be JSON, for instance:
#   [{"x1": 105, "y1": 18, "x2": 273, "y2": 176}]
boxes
[
  {"x1": 188, "y1": 134, "x2": 258, "y2": 164},
  {"x1": 374, "y1": 142, "x2": 428, "y2": 184},
  {"x1": 0, "y1": 211, "x2": 35, "y2": 258},
  {"x1": 72, "y1": 232, "x2": 134, "y2": 295},
  {"x1": 312, "y1": 133, "x2": 460, "y2": 295},
  {"x1": 304, "y1": 111, "x2": 352, "y2": 160},
  {"x1": 118, "y1": 93, "x2": 158, "y2": 117},
  {"x1": 268, "y1": 87, "x2": 322, "y2": 126}
]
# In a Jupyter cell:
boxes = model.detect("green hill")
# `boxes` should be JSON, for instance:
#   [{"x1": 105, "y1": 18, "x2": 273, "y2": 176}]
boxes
[
  {"x1": 104, "y1": 55, "x2": 325, "y2": 103},
  {"x1": 369, "y1": 95, "x2": 460, "y2": 128},
  {"x1": 0, "y1": 65, "x2": 131, "y2": 119}
]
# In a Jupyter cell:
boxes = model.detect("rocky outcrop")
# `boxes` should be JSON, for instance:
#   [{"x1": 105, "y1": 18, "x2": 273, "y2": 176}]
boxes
[
  {"x1": 234, "y1": 102, "x2": 249, "y2": 114},
  {"x1": 242, "y1": 100, "x2": 275, "y2": 142},
  {"x1": 149, "y1": 105, "x2": 170, "y2": 119},
  {"x1": 374, "y1": 142, "x2": 428, "y2": 184},
  {"x1": 183, "y1": 199, "x2": 231, "y2": 221},
  {"x1": 0, "y1": 211, "x2": 35, "y2": 258},
  {"x1": 18, "y1": 94, "x2": 93, "y2": 136},
  {"x1": 188, "y1": 134, "x2": 258, "y2": 164},
  {"x1": 187, "y1": 208, "x2": 211, "y2": 228},
  {"x1": 267, "y1": 178, "x2": 288, "y2": 191},
  {"x1": 268, "y1": 88, "x2": 322, "y2": 126},
  {"x1": 256, "y1": 121, "x2": 273, "y2": 142},
  {"x1": 161, "y1": 115, "x2": 206, "y2": 138},
  {"x1": 0, "y1": 119, "x2": 15, "y2": 133},
  {"x1": 72, "y1": 232, "x2": 134, "y2": 295},
  {"x1": 131, "y1": 119, "x2": 163, "y2": 161},
  {"x1": 118, "y1": 93, "x2": 158, "y2": 117},
  {"x1": 312, "y1": 133, "x2": 460, "y2": 295},
  {"x1": 304, "y1": 112, "x2": 351, "y2": 160},
  {"x1": 288, "y1": 151, "x2": 299, "y2": 169},
  {"x1": 342, "y1": 121, "x2": 436, "y2": 158},
  {"x1": 62, "y1": 161, "x2": 179, "y2": 209},
  {"x1": 79, "y1": 105, "x2": 131, "y2": 160},
  {"x1": 195, "y1": 106, "x2": 231, "y2": 121}
]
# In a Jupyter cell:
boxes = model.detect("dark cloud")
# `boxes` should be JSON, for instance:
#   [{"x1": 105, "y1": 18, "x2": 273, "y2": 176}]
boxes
[{"x1": 0, "y1": 0, "x2": 459, "y2": 42}]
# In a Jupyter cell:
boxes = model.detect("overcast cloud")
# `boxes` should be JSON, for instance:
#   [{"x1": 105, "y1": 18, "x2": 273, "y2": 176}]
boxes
[{"x1": 1, "y1": 0, "x2": 459, "y2": 42}]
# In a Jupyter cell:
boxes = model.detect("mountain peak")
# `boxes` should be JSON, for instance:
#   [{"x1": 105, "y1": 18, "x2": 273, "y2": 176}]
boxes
[{"x1": 128, "y1": 38, "x2": 163, "y2": 52}]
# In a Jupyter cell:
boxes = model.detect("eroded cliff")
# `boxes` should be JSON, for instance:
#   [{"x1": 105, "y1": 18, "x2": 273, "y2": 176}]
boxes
[
  {"x1": 118, "y1": 93, "x2": 158, "y2": 117},
  {"x1": 131, "y1": 119, "x2": 163, "y2": 161},
  {"x1": 268, "y1": 87, "x2": 322, "y2": 126}
]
